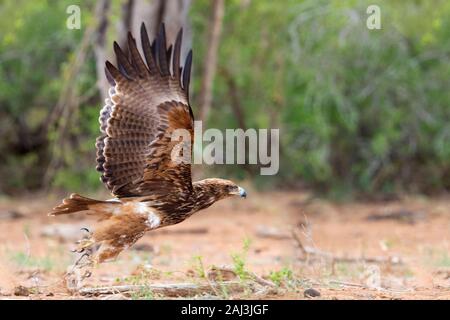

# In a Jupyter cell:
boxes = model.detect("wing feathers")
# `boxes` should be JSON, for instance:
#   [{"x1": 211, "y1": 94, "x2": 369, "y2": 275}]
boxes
[
  {"x1": 104, "y1": 67, "x2": 116, "y2": 86},
  {"x1": 119, "y1": 22, "x2": 189, "y2": 88},
  {"x1": 98, "y1": 23, "x2": 194, "y2": 198},
  {"x1": 173, "y1": 28, "x2": 183, "y2": 80},
  {"x1": 105, "y1": 61, "x2": 127, "y2": 83},
  {"x1": 182, "y1": 50, "x2": 193, "y2": 97},
  {"x1": 156, "y1": 24, "x2": 170, "y2": 76},
  {"x1": 113, "y1": 41, "x2": 136, "y2": 80},
  {"x1": 96, "y1": 135, "x2": 107, "y2": 173},
  {"x1": 140, "y1": 23, "x2": 158, "y2": 74},
  {"x1": 127, "y1": 32, "x2": 148, "y2": 78},
  {"x1": 166, "y1": 44, "x2": 173, "y2": 73}
]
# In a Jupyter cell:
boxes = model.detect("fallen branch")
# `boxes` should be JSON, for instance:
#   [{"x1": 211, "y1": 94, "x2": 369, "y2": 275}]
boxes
[
  {"x1": 79, "y1": 281, "x2": 248, "y2": 297},
  {"x1": 248, "y1": 271, "x2": 277, "y2": 288},
  {"x1": 291, "y1": 230, "x2": 402, "y2": 265},
  {"x1": 207, "y1": 266, "x2": 277, "y2": 288},
  {"x1": 328, "y1": 280, "x2": 368, "y2": 288},
  {"x1": 366, "y1": 209, "x2": 426, "y2": 225},
  {"x1": 329, "y1": 280, "x2": 415, "y2": 295}
]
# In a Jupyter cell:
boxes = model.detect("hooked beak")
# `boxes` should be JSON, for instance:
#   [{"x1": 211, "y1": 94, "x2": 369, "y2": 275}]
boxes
[{"x1": 238, "y1": 186, "x2": 247, "y2": 198}]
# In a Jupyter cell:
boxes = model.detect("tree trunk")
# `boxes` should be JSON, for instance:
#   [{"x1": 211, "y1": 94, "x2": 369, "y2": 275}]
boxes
[
  {"x1": 219, "y1": 66, "x2": 247, "y2": 130},
  {"x1": 198, "y1": 0, "x2": 225, "y2": 123},
  {"x1": 96, "y1": 0, "x2": 192, "y2": 100},
  {"x1": 116, "y1": 0, "x2": 135, "y2": 51},
  {"x1": 93, "y1": 0, "x2": 111, "y2": 102}
]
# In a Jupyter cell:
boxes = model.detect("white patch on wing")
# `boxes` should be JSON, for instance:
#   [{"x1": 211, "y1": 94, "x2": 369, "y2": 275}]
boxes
[
  {"x1": 135, "y1": 202, "x2": 149, "y2": 214},
  {"x1": 145, "y1": 212, "x2": 161, "y2": 229},
  {"x1": 131, "y1": 202, "x2": 161, "y2": 229}
]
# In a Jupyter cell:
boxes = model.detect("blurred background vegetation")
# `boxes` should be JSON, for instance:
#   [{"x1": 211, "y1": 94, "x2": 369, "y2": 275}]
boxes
[{"x1": 0, "y1": 0, "x2": 449, "y2": 199}]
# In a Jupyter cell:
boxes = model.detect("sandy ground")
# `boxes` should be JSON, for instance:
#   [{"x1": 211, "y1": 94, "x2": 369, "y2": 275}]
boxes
[{"x1": 0, "y1": 189, "x2": 449, "y2": 300}]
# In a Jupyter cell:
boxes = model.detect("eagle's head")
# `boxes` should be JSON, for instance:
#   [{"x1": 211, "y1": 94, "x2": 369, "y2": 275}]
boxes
[
  {"x1": 201, "y1": 178, "x2": 246, "y2": 199},
  {"x1": 193, "y1": 178, "x2": 247, "y2": 210},
  {"x1": 214, "y1": 178, "x2": 247, "y2": 199}
]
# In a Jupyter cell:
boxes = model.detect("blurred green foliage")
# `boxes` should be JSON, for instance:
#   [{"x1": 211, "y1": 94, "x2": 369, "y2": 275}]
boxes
[
  {"x1": 0, "y1": 0, "x2": 98, "y2": 192},
  {"x1": 0, "y1": 0, "x2": 449, "y2": 197}
]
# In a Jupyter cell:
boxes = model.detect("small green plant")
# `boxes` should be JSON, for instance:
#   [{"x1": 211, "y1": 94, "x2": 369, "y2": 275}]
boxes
[
  {"x1": 231, "y1": 253, "x2": 246, "y2": 279},
  {"x1": 217, "y1": 281, "x2": 230, "y2": 300},
  {"x1": 269, "y1": 267, "x2": 294, "y2": 286},
  {"x1": 130, "y1": 286, "x2": 154, "y2": 300},
  {"x1": 231, "y1": 237, "x2": 252, "y2": 280},
  {"x1": 122, "y1": 267, "x2": 162, "y2": 285},
  {"x1": 190, "y1": 255, "x2": 206, "y2": 279}
]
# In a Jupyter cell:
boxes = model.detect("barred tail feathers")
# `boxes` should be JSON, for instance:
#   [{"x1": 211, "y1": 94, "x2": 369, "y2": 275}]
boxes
[{"x1": 48, "y1": 193, "x2": 119, "y2": 217}]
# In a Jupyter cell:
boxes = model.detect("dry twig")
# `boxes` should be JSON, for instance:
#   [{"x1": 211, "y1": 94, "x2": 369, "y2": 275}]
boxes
[
  {"x1": 328, "y1": 280, "x2": 368, "y2": 288},
  {"x1": 79, "y1": 281, "x2": 247, "y2": 297}
]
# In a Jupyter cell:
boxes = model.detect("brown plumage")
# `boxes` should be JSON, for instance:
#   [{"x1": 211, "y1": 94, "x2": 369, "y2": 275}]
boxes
[{"x1": 49, "y1": 23, "x2": 246, "y2": 266}]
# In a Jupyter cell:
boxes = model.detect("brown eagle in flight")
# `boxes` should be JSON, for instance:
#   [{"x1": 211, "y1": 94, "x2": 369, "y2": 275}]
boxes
[{"x1": 49, "y1": 23, "x2": 246, "y2": 266}]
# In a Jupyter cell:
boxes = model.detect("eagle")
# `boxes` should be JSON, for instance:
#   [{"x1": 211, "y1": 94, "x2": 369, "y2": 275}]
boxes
[{"x1": 49, "y1": 23, "x2": 247, "y2": 267}]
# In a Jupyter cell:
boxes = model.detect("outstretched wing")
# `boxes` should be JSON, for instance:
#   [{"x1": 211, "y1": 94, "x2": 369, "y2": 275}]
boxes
[{"x1": 96, "y1": 23, "x2": 194, "y2": 198}]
